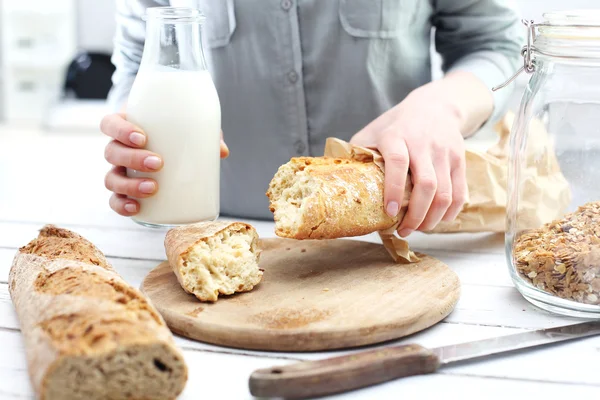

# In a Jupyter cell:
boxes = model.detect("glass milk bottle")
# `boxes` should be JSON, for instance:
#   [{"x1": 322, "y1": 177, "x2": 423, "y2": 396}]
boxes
[{"x1": 126, "y1": 7, "x2": 221, "y2": 227}]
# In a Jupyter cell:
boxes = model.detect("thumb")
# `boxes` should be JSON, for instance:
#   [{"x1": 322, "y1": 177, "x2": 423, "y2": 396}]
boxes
[
  {"x1": 349, "y1": 128, "x2": 377, "y2": 148},
  {"x1": 220, "y1": 130, "x2": 229, "y2": 158}
]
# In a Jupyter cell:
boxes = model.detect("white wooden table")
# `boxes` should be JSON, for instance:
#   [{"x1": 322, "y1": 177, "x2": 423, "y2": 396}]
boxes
[{"x1": 1, "y1": 129, "x2": 599, "y2": 399}]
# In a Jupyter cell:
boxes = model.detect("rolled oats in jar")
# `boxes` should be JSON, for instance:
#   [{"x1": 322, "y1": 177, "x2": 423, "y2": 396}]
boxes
[{"x1": 513, "y1": 202, "x2": 600, "y2": 306}]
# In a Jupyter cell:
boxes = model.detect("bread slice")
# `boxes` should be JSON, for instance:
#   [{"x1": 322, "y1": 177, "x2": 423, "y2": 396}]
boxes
[
  {"x1": 165, "y1": 221, "x2": 263, "y2": 302},
  {"x1": 9, "y1": 225, "x2": 187, "y2": 400},
  {"x1": 266, "y1": 157, "x2": 404, "y2": 239}
]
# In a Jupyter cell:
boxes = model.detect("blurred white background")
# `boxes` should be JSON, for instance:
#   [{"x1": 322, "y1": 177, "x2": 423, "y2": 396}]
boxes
[
  {"x1": 0, "y1": 0, "x2": 598, "y2": 135},
  {"x1": 0, "y1": 0, "x2": 116, "y2": 133}
]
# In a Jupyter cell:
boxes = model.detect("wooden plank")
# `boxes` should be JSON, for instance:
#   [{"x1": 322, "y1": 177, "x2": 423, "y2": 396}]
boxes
[
  {"x1": 442, "y1": 334, "x2": 600, "y2": 386},
  {"x1": 0, "y1": 368, "x2": 34, "y2": 399},
  {"x1": 0, "y1": 135, "x2": 133, "y2": 230},
  {"x1": 172, "y1": 322, "x2": 527, "y2": 362},
  {"x1": 2, "y1": 276, "x2": 597, "y2": 392},
  {"x1": 3, "y1": 363, "x2": 600, "y2": 400},
  {"x1": 0, "y1": 284, "x2": 17, "y2": 330},
  {"x1": 0, "y1": 248, "x2": 15, "y2": 283},
  {"x1": 0, "y1": 221, "x2": 504, "y2": 261},
  {"x1": 446, "y1": 285, "x2": 577, "y2": 329},
  {"x1": 1, "y1": 325, "x2": 599, "y2": 400},
  {"x1": 340, "y1": 373, "x2": 600, "y2": 399},
  {"x1": 0, "y1": 330, "x2": 28, "y2": 371},
  {"x1": 0, "y1": 222, "x2": 169, "y2": 261},
  {"x1": 2, "y1": 325, "x2": 600, "y2": 392},
  {"x1": 426, "y1": 249, "x2": 513, "y2": 287},
  {"x1": 0, "y1": 221, "x2": 279, "y2": 261}
]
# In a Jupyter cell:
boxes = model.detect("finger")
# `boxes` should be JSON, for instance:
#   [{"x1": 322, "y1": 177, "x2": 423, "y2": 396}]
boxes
[
  {"x1": 109, "y1": 193, "x2": 140, "y2": 216},
  {"x1": 100, "y1": 113, "x2": 147, "y2": 148},
  {"x1": 417, "y1": 151, "x2": 452, "y2": 231},
  {"x1": 378, "y1": 135, "x2": 410, "y2": 218},
  {"x1": 105, "y1": 166, "x2": 158, "y2": 198},
  {"x1": 442, "y1": 156, "x2": 468, "y2": 222},
  {"x1": 104, "y1": 140, "x2": 163, "y2": 172},
  {"x1": 398, "y1": 147, "x2": 437, "y2": 237},
  {"x1": 350, "y1": 114, "x2": 396, "y2": 148},
  {"x1": 220, "y1": 140, "x2": 229, "y2": 158},
  {"x1": 220, "y1": 131, "x2": 230, "y2": 158}
]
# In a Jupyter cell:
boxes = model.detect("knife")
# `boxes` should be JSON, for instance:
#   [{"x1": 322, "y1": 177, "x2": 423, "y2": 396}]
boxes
[{"x1": 249, "y1": 320, "x2": 600, "y2": 399}]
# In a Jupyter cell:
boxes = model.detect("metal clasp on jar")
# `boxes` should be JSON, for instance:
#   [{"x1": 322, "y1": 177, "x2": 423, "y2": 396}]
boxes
[{"x1": 492, "y1": 19, "x2": 537, "y2": 92}]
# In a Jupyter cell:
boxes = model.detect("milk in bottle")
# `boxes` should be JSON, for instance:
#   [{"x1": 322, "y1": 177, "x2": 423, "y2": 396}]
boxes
[{"x1": 126, "y1": 7, "x2": 220, "y2": 227}]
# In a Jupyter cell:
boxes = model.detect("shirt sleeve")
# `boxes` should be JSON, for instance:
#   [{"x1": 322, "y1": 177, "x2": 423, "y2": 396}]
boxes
[
  {"x1": 432, "y1": 0, "x2": 524, "y2": 126},
  {"x1": 108, "y1": 0, "x2": 168, "y2": 112}
]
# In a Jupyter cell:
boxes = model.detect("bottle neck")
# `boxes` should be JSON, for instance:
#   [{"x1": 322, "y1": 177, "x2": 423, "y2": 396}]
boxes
[{"x1": 141, "y1": 18, "x2": 207, "y2": 71}]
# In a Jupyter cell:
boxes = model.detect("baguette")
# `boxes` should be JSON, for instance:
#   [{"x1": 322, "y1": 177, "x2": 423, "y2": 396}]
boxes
[
  {"x1": 9, "y1": 225, "x2": 187, "y2": 400},
  {"x1": 165, "y1": 221, "x2": 262, "y2": 302},
  {"x1": 266, "y1": 157, "x2": 407, "y2": 239}
]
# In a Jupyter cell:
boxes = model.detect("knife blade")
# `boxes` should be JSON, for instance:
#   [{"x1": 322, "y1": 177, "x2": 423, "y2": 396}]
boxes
[{"x1": 249, "y1": 320, "x2": 600, "y2": 399}]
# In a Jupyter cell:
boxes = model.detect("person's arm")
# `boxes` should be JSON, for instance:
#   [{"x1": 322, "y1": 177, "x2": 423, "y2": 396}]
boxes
[
  {"x1": 351, "y1": 0, "x2": 523, "y2": 236},
  {"x1": 108, "y1": 0, "x2": 167, "y2": 112},
  {"x1": 432, "y1": 0, "x2": 524, "y2": 136}
]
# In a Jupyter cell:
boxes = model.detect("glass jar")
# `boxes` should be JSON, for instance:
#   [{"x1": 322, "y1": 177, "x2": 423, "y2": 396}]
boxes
[
  {"x1": 126, "y1": 7, "x2": 221, "y2": 227},
  {"x1": 504, "y1": 11, "x2": 600, "y2": 318}
]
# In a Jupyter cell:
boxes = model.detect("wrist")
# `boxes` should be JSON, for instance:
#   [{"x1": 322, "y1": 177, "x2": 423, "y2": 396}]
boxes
[
  {"x1": 410, "y1": 70, "x2": 494, "y2": 136},
  {"x1": 409, "y1": 81, "x2": 466, "y2": 129}
]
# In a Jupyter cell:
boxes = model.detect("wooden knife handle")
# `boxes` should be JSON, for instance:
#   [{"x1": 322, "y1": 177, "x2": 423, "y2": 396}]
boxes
[{"x1": 249, "y1": 344, "x2": 440, "y2": 399}]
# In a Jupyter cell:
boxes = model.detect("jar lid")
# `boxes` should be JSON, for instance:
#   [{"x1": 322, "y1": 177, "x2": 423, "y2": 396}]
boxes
[
  {"x1": 539, "y1": 9, "x2": 600, "y2": 39},
  {"x1": 543, "y1": 9, "x2": 600, "y2": 25}
]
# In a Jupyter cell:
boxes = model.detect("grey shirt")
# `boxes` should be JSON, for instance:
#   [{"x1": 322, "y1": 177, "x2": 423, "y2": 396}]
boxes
[{"x1": 109, "y1": 0, "x2": 523, "y2": 220}]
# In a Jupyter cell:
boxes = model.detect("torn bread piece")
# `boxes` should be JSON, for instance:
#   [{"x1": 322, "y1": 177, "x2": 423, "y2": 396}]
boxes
[
  {"x1": 266, "y1": 157, "x2": 404, "y2": 239},
  {"x1": 165, "y1": 221, "x2": 263, "y2": 302}
]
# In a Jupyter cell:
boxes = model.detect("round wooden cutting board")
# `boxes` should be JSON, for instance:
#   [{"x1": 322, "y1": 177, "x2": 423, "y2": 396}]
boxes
[{"x1": 141, "y1": 238, "x2": 460, "y2": 352}]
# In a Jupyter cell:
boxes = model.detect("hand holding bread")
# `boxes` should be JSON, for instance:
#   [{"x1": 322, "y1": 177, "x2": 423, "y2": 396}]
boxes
[{"x1": 350, "y1": 77, "x2": 470, "y2": 237}]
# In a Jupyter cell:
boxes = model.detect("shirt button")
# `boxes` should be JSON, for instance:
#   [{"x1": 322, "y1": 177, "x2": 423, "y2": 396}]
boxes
[
  {"x1": 281, "y1": 0, "x2": 293, "y2": 11},
  {"x1": 288, "y1": 70, "x2": 298, "y2": 84},
  {"x1": 294, "y1": 140, "x2": 306, "y2": 154}
]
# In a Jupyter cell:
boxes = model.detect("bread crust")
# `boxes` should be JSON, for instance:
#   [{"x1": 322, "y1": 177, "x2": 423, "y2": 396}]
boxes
[
  {"x1": 266, "y1": 157, "x2": 407, "y2": 239},
  {"x1": 164, "y1": 221, "x2": 262, "y2": 301},
  {"x1": 9, "y1": 225, "x2": 188, "y2": 400}
]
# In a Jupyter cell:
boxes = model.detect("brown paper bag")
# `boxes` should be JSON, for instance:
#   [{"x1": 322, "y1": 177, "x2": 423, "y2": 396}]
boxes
[
  {"x1": 431, "y1": 112, "x2": 571, "y2": 233},
  {"x1": 324, "y1": 111, "x2": 572, "y2": 262}
]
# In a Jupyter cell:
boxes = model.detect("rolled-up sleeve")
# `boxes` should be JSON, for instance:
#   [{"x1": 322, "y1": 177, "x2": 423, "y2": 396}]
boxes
[
  {"x1": 108, "y1": 0, "x2": 168, "y2": 112},
  {"x1": 432, "y1": 0, "x2": 524, "y2": 125}
]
